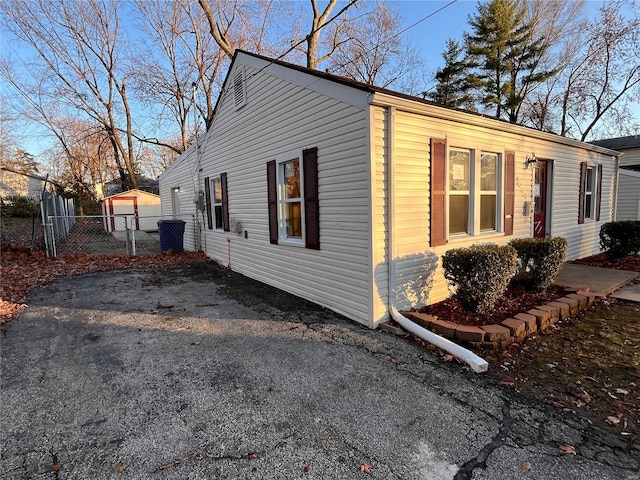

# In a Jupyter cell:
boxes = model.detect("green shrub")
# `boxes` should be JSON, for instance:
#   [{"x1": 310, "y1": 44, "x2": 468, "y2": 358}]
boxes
[
  {"x1": 599, "y1": 221, "x2": 640, "y2": 258},
  {"x1": 509, "y1": 237, "x2": 567, "y2": 291},
  {"x1": 442, "y1": 244, "x2": 518, "y2": 313},
  {"x1": 1, "y1": 196, "x2": 40, "y2": 217}
]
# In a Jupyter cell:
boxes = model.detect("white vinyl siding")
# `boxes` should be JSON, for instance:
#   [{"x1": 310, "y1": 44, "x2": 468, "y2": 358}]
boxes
[
  {"x1": 198, "y1": 60, "x2": 372, "y2": 325},
  {"x1": 371, "y1": 105, "x2": 388, "y2": 325},
  {"x1": 617, "y1": 170, "x2": 640, "y2": 220},
  {"x1": 158, "y1": 142, "x2": 199, "y2": 251},
  {"x1": 378, "y1": 103, "x2": 615, "y2": 308}
]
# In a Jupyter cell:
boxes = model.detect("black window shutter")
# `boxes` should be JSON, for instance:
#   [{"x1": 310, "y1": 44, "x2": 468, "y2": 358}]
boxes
[
  {"x1": 430, "y1": 138, "x2": 447, "y2": 246},
  {"x1": 221, "y1": 172, "x2": 230, "y2": 231},
  {"x1": 504, "y1": 151, "x2": 515, "y2": 236},
  {"x1": 303, "y1": 147, "x2": 320, "y2": 250},
  {"x1": 578, "y1": 161, "x2": 587, "y2": 224},
  {"x1": 267, "y1": 161, "x2": 278, "y2": 244},
  {"x1": 204, "y1": 176, "x2": 212, "y2": 229},
  {"x1": 595, "y1": 164, "x2": 603, "y2": 221}
]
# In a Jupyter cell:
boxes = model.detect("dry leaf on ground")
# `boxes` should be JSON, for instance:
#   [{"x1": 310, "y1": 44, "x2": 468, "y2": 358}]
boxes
[
  {"x1": 360, "y1": 463, "x2": 373, "y2": 474},
  {"x1": 559, "y1": 444, "x2": 576, "y2": 455}
]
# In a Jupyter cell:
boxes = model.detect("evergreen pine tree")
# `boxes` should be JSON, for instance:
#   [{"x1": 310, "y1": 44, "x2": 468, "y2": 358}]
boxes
[
  {"x1": 429, "y1": 39, "x2": 475, "y2": 110},
  {"x1": 465, "y1": 0, "x2": 555, "y2": 123}
]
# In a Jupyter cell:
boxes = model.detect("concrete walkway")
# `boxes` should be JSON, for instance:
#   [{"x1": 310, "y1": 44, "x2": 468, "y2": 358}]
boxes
[{"x1": 554, "y1": 263, "x2": 639, "y2": 301}]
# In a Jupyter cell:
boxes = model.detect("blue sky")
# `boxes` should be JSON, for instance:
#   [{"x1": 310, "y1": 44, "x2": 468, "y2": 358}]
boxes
[
  {"x1": 394, "y1": 0, "x2": 480, "y2": 73},
  {"x1": 393, "y1": 0, "x2": 608, "y2": 73},
  {"x1": 6, "y1": 0, "x2": 626, "y2": 161}
]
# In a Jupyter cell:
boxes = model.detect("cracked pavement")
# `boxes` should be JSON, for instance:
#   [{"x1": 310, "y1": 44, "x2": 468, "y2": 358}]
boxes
[{"x1": 1, "y1": 262, "x2": 638, "y2": 479}]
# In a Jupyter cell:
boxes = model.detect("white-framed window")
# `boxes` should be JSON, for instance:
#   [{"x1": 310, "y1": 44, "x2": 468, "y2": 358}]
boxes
[
  {"x1": 584, "y1": 166, "x2": 595, "y2": 220},
  {"x1": 447, "y1": 148, "x2": 501, "y2": 237},
  {"x1": 277, "y1": 151, "x2": 304, "y2": 244},
  {"x1": 212, "y1": 177, "x2": 223, "y2": 229}
]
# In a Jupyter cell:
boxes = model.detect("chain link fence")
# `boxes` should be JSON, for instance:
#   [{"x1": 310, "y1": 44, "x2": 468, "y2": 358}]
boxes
[{"x1": 43, "y1": 214, "x2": 198, "y2": 258}]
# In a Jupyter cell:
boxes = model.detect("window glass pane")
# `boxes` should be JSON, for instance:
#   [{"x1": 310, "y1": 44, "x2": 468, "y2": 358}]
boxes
[
  {"x1": 449, "y1": 195, "x2": 469, "y2": 234},
  {"x1": 480, "y1": 194, "x2": 497, "y2": 231},
  {"x1": 213, "y1": 178, "x2": 222, "y2": 202},
  {"x1": 284, "y1": 160, "x2": 300, "y2": 199},
  {"x1": 285, "y1": 201, "x2": 302, "y2": 237},
  {"x1": 480, "y1": 153, "x2": 497, "y2": 191},
  {"x1": 449, "y1": 150, "x2": 469, "y2": 191},
  {"x1": 214, "y1": 205, "x2": 223, "y2": 229},
  {"x1": 585, "y1": 193, "x2": 593, "y2": 219},
  {"x1": 586, "y1": 168, "x2": 593, "y2": 192}
]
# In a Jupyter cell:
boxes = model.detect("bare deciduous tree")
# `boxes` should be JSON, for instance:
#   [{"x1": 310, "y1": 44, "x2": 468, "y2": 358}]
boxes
[
  {"x1": 1, "y1": 0, "x2": 139, "y2": 189},
  {"x1": 558, "y1": 0, "x2": 640, "y2": 140},
  {"x1": 325, "y1": 2, "x2": 423, "y2": 91}
]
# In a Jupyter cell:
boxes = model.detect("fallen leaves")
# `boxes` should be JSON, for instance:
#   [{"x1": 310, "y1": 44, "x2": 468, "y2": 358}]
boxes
[
  {"x1": 360, "y1": 463, "x2": 373, "y2": 474},
  {"x1": 158, "y1": 458, "x2": 181, "y2": 471},
  {"x1": 522, "y1": 460, "x2": 532, "y2": 471},
  {"x1": 559, "y1": 444, "x2": 576, "y2": 455},
  {"x1": 0, "y1": 251, "x2": 211, "y2": 323}
]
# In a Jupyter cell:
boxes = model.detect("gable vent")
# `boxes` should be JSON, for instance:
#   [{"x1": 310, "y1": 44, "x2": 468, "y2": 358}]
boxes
[{"x1": 233, "y1": 66, "x2": 246, "y2": 110}]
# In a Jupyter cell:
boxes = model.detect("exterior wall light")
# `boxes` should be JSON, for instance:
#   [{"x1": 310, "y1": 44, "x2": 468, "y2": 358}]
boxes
[{"x1": 525, "y1": 153, "x2": 538, "y2": 169}]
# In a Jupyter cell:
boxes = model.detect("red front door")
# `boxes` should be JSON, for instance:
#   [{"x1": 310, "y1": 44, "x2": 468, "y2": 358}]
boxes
[{"x1": 534, "y1": 160, "x2": 548, "y2": 238}]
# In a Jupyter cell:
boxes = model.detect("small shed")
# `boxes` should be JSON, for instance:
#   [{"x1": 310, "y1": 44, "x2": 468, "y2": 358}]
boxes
[{"x1": 102, "y1": 189, "x2": 161, "y2": 232}]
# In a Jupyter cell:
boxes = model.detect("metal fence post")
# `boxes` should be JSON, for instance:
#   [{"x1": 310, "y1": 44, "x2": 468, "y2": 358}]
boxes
[
  {"x1": 124, "y1": 216, "x2": 131, "y2": 255},
  {"x1": 130, "y1": 216, "x2": 136, "y2": 256}
]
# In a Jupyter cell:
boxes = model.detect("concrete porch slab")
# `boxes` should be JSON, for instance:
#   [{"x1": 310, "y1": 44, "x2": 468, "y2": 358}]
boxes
[
  {"x1": 554, "y1": 263, "x2": 637, "y2": 295},
  {"x1": 610, "y1": 283, "x2": 640, "y2": 302}
]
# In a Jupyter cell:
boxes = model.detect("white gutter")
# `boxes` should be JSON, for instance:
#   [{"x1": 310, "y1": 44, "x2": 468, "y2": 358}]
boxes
[{"x1": 384, "y1": 105, "x2": 489, "y2": 373}]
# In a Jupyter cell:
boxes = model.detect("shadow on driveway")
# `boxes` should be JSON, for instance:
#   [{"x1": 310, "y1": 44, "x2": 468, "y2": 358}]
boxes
[{"x1": 1, "y1": 262, "x2": 638, "y2": 479}]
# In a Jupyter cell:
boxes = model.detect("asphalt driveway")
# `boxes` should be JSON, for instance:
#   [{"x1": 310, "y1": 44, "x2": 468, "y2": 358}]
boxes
[{"x1": 1, "y1": 262, "x2": 638, "y2": 479}]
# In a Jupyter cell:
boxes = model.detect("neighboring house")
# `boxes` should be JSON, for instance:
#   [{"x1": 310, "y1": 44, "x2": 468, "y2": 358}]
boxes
[
  {"x1": 101, "y1": 189, "x2": 161, "y2": 232},
  {"x1": 0, "y1": 166, "x2": 49, "y2": 201},
  {"x1": 591, "y1": 135, "x2": 640, "y2": 221},
  {"x1": 100, "y1": 175, "x2": 160, "y2": 199},
  {"x1": 159, "y1": 50, "x2": 619, "y2": 329}
]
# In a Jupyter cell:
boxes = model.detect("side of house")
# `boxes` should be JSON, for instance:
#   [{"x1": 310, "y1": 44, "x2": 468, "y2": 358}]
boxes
[
  {"x1": 0, "y1": 167, "x2": 47, "y2": 200},
  {"x1": 591, "y1": 135, "x2": 640, "y2": 222},
  {"x1": 370, "y1": 96, "x2": 617, "y2": 314},
  {"x1": 617, "y1": 169, "x2": 640, "y2": 221},
  {"x1": 193, "y1": 54, "x2": 374, "y2": 325},
  {"x1": 160, "y1": 51, "x2": 618, "y2": 329}
]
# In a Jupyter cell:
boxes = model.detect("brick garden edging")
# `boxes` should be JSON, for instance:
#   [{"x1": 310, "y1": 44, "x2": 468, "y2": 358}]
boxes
[{"x1": 400, "y1": 288, "x2": 605, "y2": 349}]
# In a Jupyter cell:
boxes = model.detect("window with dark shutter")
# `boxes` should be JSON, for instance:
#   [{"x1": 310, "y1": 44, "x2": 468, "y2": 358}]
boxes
[
  {"x1": 504, "y1": 151, "x2": 515, "y2": 236},
  {"x1": 221, "y1": 172, "x2": 230, "y2": 231},
  {"x1": 578, "y1": 161, "x2": 587, "y2": 224},
  {"x1": 267, "y1": 160, "x2": 278, "y2": 244},
  {"x1": 595, "y1": 164, "x2": 602, "y2": 221},
  {"x1": 204, "y1": 176, "x2": 212, "y2": 229},
  {"x1": 430, "y1": 138, "x2": 447, "y2": 247},
  {"x1": 303, "y1": 147, "x2": 320, "y2": 250}
]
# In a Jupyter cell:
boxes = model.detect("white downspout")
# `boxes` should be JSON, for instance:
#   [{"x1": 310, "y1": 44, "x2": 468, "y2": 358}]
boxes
[{"x1": 385, "y1": 106, "x2": 488, "y2": 373}]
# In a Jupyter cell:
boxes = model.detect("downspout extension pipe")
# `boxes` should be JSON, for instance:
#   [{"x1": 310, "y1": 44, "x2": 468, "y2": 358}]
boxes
[{"x1": 390, "y1": 306, "x2": 489, "y2": 373}]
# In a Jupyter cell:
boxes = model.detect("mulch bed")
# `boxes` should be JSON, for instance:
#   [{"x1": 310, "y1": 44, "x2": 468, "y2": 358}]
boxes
[
  {"x1": 419, "y1": 284, "x2": 566, "y2": 327},
  {"x1": 417, "y1": 253, "x2": 640, "y2": 328}
]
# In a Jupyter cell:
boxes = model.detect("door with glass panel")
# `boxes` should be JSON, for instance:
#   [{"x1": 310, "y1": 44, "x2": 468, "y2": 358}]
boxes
[{"x1": 534, "y1": 160, "x2": 548, "y2": 238}]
